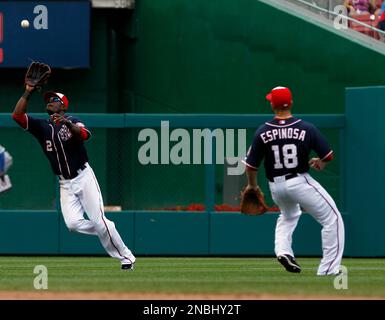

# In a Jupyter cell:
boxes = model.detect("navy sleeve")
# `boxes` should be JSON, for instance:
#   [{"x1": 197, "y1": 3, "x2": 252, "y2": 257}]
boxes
[
  {"x1": 26, "y1": 115, "x2": 45, "y2": 139},
  {"x1": 310, "y1": 125, "x2": 332, "y2": 159},
  {"x1": 243, "y1": 128, "x2": 265, "y2": 170}
]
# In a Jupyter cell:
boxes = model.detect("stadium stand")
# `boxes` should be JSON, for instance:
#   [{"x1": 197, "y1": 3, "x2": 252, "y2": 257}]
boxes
[{"x1": 288, "y1": 0, "x2": 385, "y2": 42}]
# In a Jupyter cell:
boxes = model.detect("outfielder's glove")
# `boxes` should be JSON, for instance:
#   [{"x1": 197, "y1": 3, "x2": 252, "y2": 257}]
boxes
[
  {"x1": 24, "y1": 62, "x2": 51, "y2": 91},
  {"x1": 240, "y1": 186, "x2": 269, "y2": 215}
]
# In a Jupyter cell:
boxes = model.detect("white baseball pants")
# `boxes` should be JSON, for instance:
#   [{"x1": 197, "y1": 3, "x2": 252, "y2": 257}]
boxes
[
  {"x1": 59, "y1": 163, "x2": 135, "y2": 265},
  {"x1": 269, "y1": 172, "x2": 344, "y2": 275}
]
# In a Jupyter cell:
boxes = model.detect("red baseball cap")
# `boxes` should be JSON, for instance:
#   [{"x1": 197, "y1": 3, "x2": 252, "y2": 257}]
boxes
[
  {"x1": 44, "y1": 91, "x2": 69, "y2": 110},
  {"x1": 266, "y1": 86, "x2": 292, "y2": 108}
]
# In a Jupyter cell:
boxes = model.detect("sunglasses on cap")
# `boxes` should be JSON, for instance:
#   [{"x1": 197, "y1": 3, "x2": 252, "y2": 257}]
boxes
[{"x1": 48, "y1": 97, "x2": 62, "y2": 103}]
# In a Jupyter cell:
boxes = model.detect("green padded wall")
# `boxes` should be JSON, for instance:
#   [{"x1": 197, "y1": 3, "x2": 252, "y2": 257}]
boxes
[
  {"x1": 0, "y1": 211, "x2": 330, "y2": 256},
  {"x1": 346, "y1": 86, "x2": 385, "y2": 256},
  {"x1": 210, "y1": 213, "x2": 322, "y2": 256},
  {"x1": 119, "y1": 0, "x2": 385, "y2": 209},
  {"x1": 4, "y1": 1, "x2": 381, "y2": 210},
  {"x1": 134, "y1": 212, "x2": 210, "y2": 255},
  {"x1": 124, "y1": 0, "x2": 385, "y2": 114},
  {"x1": 0, "y1": 211, "x2": 58, "y2": 254}
]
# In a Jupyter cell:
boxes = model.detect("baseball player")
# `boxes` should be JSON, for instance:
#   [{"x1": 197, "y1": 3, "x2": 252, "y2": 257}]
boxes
[
  {"x1": 243, "y1": 86, "x2": 345, "y2": 275},
  {"x1": 12, "y1": 84, "x2": 136, "y2": 270}
]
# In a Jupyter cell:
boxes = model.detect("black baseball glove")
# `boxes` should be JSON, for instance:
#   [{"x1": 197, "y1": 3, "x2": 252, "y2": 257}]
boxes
[{"x1": 24, "y1": 62, "x2": 51, "y2": 91}]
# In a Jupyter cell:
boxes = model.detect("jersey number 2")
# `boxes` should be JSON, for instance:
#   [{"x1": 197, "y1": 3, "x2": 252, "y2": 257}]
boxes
[
  {"x1": 272, "y1": 144, "x2": 298, "y2": 169},
  {"x1": 46, "y1": 140, "x2": 53, "y2": 152}
]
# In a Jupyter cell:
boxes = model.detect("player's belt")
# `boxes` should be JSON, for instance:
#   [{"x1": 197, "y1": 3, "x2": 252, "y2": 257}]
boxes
[
  {"x1": 58, "y1": 163, "x2": 87, "y2": 180},
  {"x1": 285, "y1": 173, "x2": 298, "y2": 180},
  {"x1": 269, "y1": 173, "x2": 298, "y2": 182}
]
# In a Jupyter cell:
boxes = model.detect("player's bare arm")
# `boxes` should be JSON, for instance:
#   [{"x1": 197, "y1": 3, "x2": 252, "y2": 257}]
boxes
[
  {"x1": 309, "y1": 152, "x2": 333, "y2": 171},
  {"x1": 245, "y1": 166, "x2": 258, "y2": 190},
  {"x1": 309, "y1": 158, "x2": 326, "y2": 171},
  {"x1": 13, "y1": 85, "x2": 34, "y2": 115},
  {"x1": 14, "y1": 62, "x2": 51, "y2": 117},
  {"x1": 12, "y1": 85, "x2": 35, "y2": 129}
]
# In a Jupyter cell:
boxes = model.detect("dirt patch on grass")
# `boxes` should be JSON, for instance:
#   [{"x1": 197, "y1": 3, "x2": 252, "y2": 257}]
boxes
[{"x1": 0, "y1": 291, "x2": 383, "y2": 300}]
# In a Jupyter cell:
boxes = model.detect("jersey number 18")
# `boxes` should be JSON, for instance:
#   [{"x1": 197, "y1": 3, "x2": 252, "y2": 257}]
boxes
[{"x1": 272, "y1": 144, "x2": 298, "y2": 169}]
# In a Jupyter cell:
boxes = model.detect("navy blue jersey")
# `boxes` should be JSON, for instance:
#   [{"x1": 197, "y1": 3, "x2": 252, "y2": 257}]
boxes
[
  {"x1": 244, "y1": 117, "x2": 332, "y2": 181},
  {"x1": 25, "y1": 115, "x2": 91, "y2": 179}
]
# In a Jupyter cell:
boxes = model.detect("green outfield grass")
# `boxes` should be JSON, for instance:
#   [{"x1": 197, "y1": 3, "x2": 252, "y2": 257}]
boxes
[{"x1": 0, "y1": 257, "x2": 384, "y2": 297}]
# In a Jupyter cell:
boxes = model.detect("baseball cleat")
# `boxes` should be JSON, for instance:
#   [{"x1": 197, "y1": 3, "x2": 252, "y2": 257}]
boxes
[
  {"x1": 121, "y1": 262, "x2": 135, "y2": 271},
  {"x1": 277, "y1": 254, "x2": 301, "y2": 273},
  {"x1": 317, "y1": 269, "x2": 342, "y2": 276}
]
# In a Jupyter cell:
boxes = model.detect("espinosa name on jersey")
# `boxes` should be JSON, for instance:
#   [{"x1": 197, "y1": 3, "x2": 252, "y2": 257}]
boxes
[{"x1": 260, "y1": 127, "x2": 306, "y2": 144}]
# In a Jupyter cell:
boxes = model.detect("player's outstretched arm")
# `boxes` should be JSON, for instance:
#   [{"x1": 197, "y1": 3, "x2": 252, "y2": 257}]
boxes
[
  {"x1": 14, "y1": 61, "x2": 51, "y2": 117},
  {"x1": 14, "y1": 85, "x2": 34, "y2": 115},
  {"x1": 12, "y1": 85, "x2": 35, "y2": 129}
]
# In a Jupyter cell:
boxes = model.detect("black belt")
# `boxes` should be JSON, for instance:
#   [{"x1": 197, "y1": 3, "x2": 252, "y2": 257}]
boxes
[
  {"x1": 269, "y1": 173, "x2": 298, "y2": 182},
  {"x1": 58, "y1": 163, "x2": 87, "y2": 180}
]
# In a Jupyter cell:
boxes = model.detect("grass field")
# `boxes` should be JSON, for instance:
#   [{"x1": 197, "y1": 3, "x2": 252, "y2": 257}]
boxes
[{"x1": 0, "y1": 257, "x2": 384, "y2": 299}]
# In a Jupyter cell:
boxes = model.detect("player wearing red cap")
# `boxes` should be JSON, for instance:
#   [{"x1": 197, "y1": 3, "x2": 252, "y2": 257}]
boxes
[
  {"x1": 12, "y1": 84, "x2": 136, "y2": 270},
  {"x1": 243, "y1": 86, "x2": 345, "y2": 275}
]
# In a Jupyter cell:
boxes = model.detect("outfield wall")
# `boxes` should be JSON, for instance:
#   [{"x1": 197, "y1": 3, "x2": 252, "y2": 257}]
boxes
[
  {"x1": 0, "y1": 85, "x2": 382, "y2": 257},
  {"x1": 3, "y1": 1, "x2": 385, "y2": 210},
  {"x1": 1, "y1": 2, "x2": 385, "y2": 256},
  {"x1": 0, "y1": 211, "x2": 326, "y2": 256},
  {"x1": 0, "y1": 113, "x2": 344, "y2": 256}
]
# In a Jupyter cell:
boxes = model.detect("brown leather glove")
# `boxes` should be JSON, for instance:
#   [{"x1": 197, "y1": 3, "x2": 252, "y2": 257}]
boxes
[{"x1": 240, "y1": 186, "x2": 269, "y2": 215}]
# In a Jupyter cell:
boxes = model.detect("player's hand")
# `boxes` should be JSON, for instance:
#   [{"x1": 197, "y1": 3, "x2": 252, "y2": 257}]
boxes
[
  {"x1": 309, "y1": 158, "x2": 326, "y2": 171},
  {"x1": 51, "y1": 113, "x2": 62, "y2": 123},
  {"x1": 51, "y1": 113, "x2": 70, "y2": 125},
  {"x1": 25, "y1": 84, "x2": 35, "y2": 92},
  {"x1": 245, "y1": 184, "x2": 259, "y2": 192}
]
